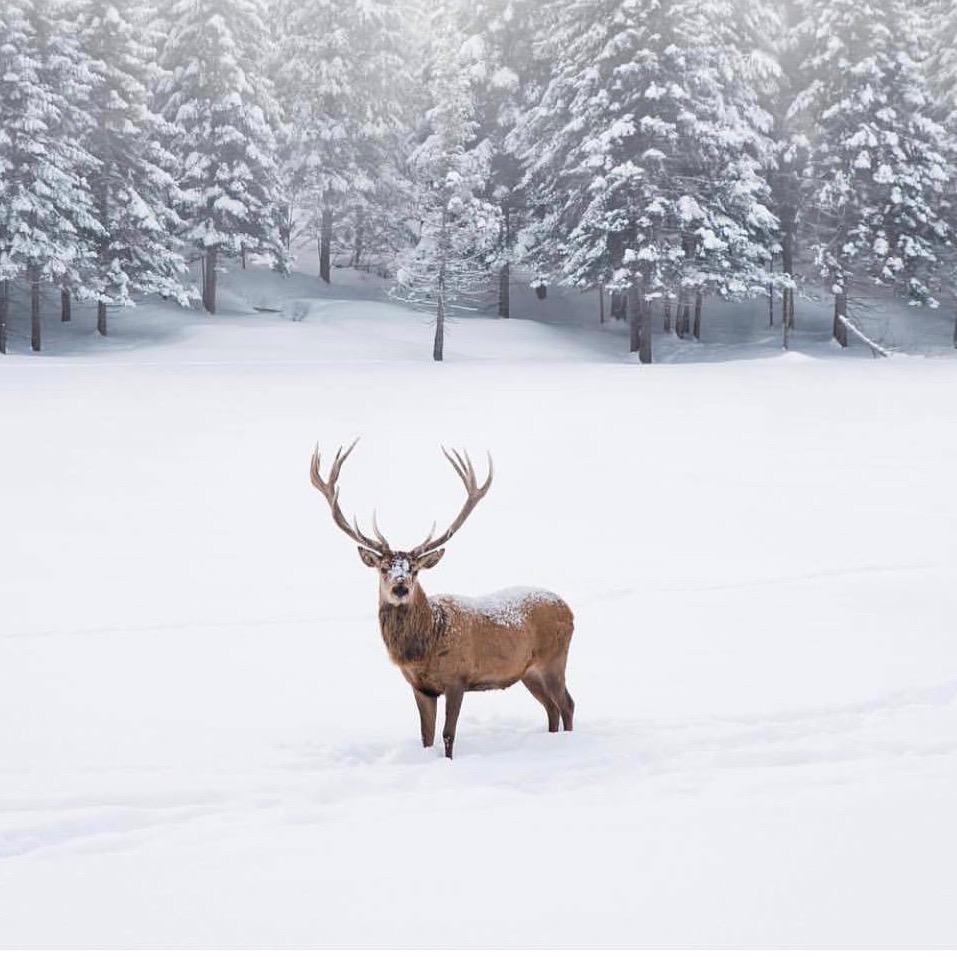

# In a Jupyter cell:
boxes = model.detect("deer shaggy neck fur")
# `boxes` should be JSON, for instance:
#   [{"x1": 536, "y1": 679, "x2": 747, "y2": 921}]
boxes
[{"x1": 378, "y1": 588, "x2": 448, "y2": 664}]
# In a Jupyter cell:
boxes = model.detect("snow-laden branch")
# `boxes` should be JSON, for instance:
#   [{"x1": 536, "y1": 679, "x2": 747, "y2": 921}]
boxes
[{"x1": 836, "y1": 313, "x2": 890, "y2": 357}]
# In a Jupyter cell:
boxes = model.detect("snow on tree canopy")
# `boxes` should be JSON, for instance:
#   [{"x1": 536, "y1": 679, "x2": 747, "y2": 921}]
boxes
[
  {"x1": 792, "y1": 0, "x2": 954, "y2": 308},
  {"x1": 511, "y1": 0, "x2": 776, "y2": 312},
  {"x1": 156, "y1": 0, "x2": 287, "y2": 312}
]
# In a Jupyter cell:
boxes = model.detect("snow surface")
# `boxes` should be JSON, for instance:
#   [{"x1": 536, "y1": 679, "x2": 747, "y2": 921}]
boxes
[{"x1": 1, "y1": 263, "x2": 956, "y2": 946}]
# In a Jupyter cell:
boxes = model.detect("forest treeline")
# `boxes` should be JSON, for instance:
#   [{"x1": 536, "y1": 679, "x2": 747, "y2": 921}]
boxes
[{"x1": 1, "y1": 0, "x2": 956, "y2": 360}]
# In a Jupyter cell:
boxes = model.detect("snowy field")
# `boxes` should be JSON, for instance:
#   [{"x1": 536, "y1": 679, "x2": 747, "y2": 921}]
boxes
[{"x1": 1, "y1": 268, "x2": 956, "y2": 946}]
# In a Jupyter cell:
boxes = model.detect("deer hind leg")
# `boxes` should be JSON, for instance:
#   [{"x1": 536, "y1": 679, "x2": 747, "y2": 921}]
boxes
[
  {"x1": 442, "y1": 684, "x2": 465, "y2": 759},
  {"x1": 545, "y1": 670, "x2": 574, "y2": 732},
  {"x1": 412, "y1": 687, "x2": 437, "y2": 748},
  {"x1": 560, "y1": 687, "x2": 575, "y2": 731},
  {"x1": 522, "y1": 671, "x2": 561, "y2": 732}
]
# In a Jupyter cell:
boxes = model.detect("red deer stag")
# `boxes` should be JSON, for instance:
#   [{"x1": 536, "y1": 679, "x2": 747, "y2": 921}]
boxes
[{"x1": 310, "y1": 440, "x2": 574, "y2": 759}]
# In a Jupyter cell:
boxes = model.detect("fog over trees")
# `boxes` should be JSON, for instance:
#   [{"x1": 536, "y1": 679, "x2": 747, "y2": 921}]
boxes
[{"x1": 1, "y1": 0, "x2": 956, "y2": 359}]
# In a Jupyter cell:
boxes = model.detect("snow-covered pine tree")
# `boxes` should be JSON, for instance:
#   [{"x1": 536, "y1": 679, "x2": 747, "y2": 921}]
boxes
[
  {"x1": 0, "y1": 2, "x2": 33, "y2": 353},
  {"x1": 157, "y1": 0, "x2": 287, "y2": 314},
  {"x1": 928, "y1": 0, "x2": 957, "y2": 124},
  {"x1": 513, "y1": 0, "x2": 666, "y2": 361},
  {"x1": 392, "y1": 18, "x2": 497, "y2": 361},
  {"x1": 272, "y1": 0, "x2": 415, "y2": 282},
  {"x1": 77, "y1": 0, "x2": 190, "y2": 336},
  {"x1": 0, "y1": 0, "x2": 100, "y2": 353},
  {"x1": 668, "y1": 0, "x2": 778, "y2": 340},
  {"x1": 512, "y1": 0, "x2": 776, "y2": 362},
  {"x1": 927, "y1": 0, "x2": 957, "y2": 346},
  {"x1": 452, "y1": 0, "x2": 548, "y2": 317},
  {"x1": 45, "y1": 0, "x2": 95, "y2": 325},
  {"x1": 792, "y1": 0, "x2": 953, "y2": 346},
  {"x1": 758, "y1": 0, "x2": 808, "y2": 344}
]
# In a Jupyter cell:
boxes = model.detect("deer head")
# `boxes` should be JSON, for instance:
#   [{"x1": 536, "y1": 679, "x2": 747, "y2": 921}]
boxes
[{"x1": 309, "y1": 440, "x2": 493, "y2": 606}]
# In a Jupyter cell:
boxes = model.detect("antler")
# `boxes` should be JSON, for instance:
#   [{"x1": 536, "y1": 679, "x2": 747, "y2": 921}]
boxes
[
  {"x1": 310, "y1": 439, "x2": 391, "y2": 554},
  {"x1": 410, "y1": 447, "x2": 493, "y2": 557}
]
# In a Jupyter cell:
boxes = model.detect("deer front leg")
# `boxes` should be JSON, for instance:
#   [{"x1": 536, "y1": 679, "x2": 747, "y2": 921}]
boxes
[
  {"x1": 412, "y1": 687, "x2": 437, "y2": 748},
  {"x1": 442, "y1": 684, "x2": 465, "y2": 760}
]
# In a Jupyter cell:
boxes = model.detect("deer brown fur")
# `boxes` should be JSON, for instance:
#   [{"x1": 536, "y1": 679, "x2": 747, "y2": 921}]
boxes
[{"x1": 310, "y1": 441, "x2": 575, "y2": 758}]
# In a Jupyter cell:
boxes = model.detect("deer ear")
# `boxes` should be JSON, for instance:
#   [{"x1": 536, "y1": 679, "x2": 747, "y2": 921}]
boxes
[
  {"x1": 357, "y1": 547, "x2": 380, "y2": 568},
  {"x1": 417, "y1": 549, "x2": 445, "y2": 570}
]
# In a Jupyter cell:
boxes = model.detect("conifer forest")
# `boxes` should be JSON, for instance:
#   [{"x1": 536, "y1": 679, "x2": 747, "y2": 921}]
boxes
[{"x1": 2, "y1": 0, "x2": 956, "y2": 360}]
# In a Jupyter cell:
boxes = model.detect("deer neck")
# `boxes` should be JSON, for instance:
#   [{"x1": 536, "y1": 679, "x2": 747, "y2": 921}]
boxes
[{"x1": 377, "y1": 583, "x2": 446, "y2": 664}]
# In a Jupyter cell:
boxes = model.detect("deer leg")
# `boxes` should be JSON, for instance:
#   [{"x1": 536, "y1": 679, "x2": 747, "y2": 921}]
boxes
[
  {"x1": 560, "y1": 688, "x2": 575, "y2": 731},
  {"x1": 412, "y1": 688, "x2": 437, "y2": 748},
  {"x1": 523, "y1": 672, "x2": 560, "y2": 732},
  {"x1": 442, "y1": 684, "x2": 465, "y2": 759},
  {"x1": 545, "y1": 672, "x2": 574, "y2": 732}
]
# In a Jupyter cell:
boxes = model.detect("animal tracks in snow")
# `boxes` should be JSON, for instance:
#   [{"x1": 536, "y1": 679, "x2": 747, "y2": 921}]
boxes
[
  {"x1": 3, "y1": 675, "x2": 953, "y2": 862},
  {"x1": 0, "y1": 799, "x2": 222, "y2": 859}
]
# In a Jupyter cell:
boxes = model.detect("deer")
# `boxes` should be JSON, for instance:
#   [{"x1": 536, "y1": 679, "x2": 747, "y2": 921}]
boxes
[{"x1": 309, "y1": 440, "x2": 575, "y2": 759}]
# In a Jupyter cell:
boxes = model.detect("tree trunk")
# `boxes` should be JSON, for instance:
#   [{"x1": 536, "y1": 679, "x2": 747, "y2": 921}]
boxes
[
  {"x1": 353, "y1": 208, "x2": 365, "y2": 267},
  {"x1": 319, "y1": 205, "x2": 333, "y2": 283},
  {"x1": 781, "y1": 229, "x2": 795, "y2": 331},
  {"x1": 598, "y1": 284, "x2": 605, "y2": 324},
  {"x1": 768, "y1": 255, "x2": 774, "y2": 328},
  {"x1": 96, "y1": 176, "x2": 110, "y2": 331},
  {"x1": 61, "y1": 288, "x2": 71, "y2": 322},
  {"x1": 628, "y1": 278, "x2": 640, "y2": 353},
  {"x1": 663, "y1": 298, "x2": 672, "y2": 333},
  {"x1": 692, "y1": 292, "x2": 702, "y2": 341},
  {"x1": 0, "y1": 278, "x2": 8, "y2": 354},
  {"x1": 611, "y1": 290, "x2": 626, "y2": 320},
  {"x1": 433, "y1": 293, "x2": 445, "y2": 361},
  {"x1": 833, "y1": 289, "x2": 848, "y2": 347},
  {"x1": 30, "y1": 266, "x2": 41, "y2": 352},
  {"x1": 498, "y1": 203, "x2": 511, "y2": 318},
  {"x1": 241, "y1": 245, "x2": 246, "y2": 270},
  {"x1": 638, "y1": 293, "x2": 653, "y2": 364},
  {"x1": 203, "y1": 247, "x2": 218, "y2": 314},
  {"x1": 676, "y1": 289, "x2": 687, "y2": 338},
  {"x1": 281, "y1": 203, "x2": 292, "y2": 252},
  {"x1": 783, "y1": 297, "x2": 791, "y2": 350}
]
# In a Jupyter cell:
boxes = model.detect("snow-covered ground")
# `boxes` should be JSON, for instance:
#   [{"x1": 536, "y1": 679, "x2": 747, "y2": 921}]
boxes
[{"x1": 1, "y1": 265, "x2": 956, "y2": 946}]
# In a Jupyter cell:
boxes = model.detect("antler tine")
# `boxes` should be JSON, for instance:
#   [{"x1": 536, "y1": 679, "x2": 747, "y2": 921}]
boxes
[
  {"x1": 441, "y1": 445, "x2": 468, "y2": 483},
  {"x1": 353, "y1": 513, "x2": 371, "y2": 541},
  {"x1": 458, "y1": 449, "x2": 475, "y2": 485},
  {"x1": 352, "y1": 511, "x2": 391, "y2": 554},
  {"x1": 415, "y1": 519, "x2": 437, "y2": 549},
  {"x1": 309, "y1": 439, "x2": 389, "y2": 554},
  {"x1": 328, "y1": 437, "x2": 360, "y2": 488},
  {"x1": 411, "y1": 447, "x2": 494, "y2": 556},
  {"x1": 480, "y1": 450, "x2": 493, "y2": 491},
  {"x1": 310, "y1": 444, "x2": 322, "y2": 485},
  {"x1": 371, "y1": 509, "x2": 391, "y2": 552}
]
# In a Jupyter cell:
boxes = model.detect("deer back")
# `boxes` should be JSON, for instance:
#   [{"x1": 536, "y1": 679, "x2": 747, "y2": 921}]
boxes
[{"x1": 406, "y1": 588, "x2": 573, "y2": 692}]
